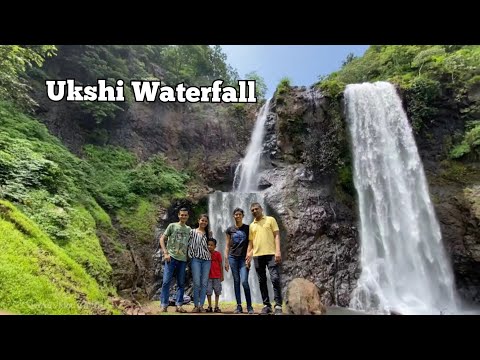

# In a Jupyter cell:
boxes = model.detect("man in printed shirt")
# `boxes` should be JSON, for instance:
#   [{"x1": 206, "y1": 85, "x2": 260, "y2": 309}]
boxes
[{"x1": 159, "y1": 207, "x2": 191, "y2": 313}]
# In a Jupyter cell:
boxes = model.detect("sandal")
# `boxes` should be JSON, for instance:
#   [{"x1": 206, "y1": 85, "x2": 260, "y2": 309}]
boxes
[{"x1": 214, "y1": 307, "x2": 222, "y2": 313}]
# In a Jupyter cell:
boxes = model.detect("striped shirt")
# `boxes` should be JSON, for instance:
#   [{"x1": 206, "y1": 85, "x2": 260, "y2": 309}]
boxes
[{"x1": 188, "y1": 229, "x2": 211, "y2": 260}]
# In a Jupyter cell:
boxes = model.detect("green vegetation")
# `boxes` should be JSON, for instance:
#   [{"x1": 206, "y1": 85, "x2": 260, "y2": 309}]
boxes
[
  {"x1": 117, "y1": 198, "x2": 157, "y2": 243},
  {"x1": 0, "y1": 44, "x2": 231, "y2": 314},
  {"x1": 319, "y1": 46, "x2": 479, "y2": 91},
  {"x1": 275, "y1": 77, "x2": 292, "y2": 97},
  {"x1": 450, "y1": 121, "x2": 480, "y2": 160},
  {"x1": 315, "y1": 45, "x2": 480, "y2": 190},
  {"x1": 317, "y1": 45, "x2": 480, "y2": 134},
  {"x1": 0, "y1": 100, "x2": 189, "y2": 313},
  {"x1": 84, "y1": 146, "x2": 188, "y2": 211},
  {"x1": 29, "y1": 45, "x2": 239, "y2": 125},
  {"x1": 0, "y1": 45, "x2": 56, "y2": 110},
  {"x1": 0, "y1": 200, "x2": 113, "y2": 314}
]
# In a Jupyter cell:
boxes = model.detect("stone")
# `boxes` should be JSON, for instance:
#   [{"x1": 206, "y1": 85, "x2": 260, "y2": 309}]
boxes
[{"x1": 286, "y1": 278, "x2": 327, "y2": 315}]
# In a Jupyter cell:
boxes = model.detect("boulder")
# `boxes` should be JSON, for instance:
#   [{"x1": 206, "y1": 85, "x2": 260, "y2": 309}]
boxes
[{"x1": 286, "y1": 278, "x2": 327, "y2": 315}]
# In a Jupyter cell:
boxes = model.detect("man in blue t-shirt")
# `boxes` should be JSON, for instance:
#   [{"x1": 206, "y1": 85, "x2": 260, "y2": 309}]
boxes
[{"x1": 224, "y1": 207, "x2": 254, "y2": 314}]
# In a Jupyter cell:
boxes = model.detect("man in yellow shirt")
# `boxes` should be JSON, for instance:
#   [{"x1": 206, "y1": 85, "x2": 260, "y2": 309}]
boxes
[{"x1": 246, "y1": 202, "x2": 283, "y2": 315}]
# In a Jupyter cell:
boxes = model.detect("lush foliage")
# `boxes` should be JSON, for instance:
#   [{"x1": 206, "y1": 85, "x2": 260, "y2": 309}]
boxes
[
  {"x1": 275, "y1": 77, "x2": 292, "y2": 96},
  {"x1": 0, "y1": 101, "x2": 189, "y2": 313},
  {"x1": 0, "y1": 200, "x2": 114, "y2": 314},
  {"x1": 450, "y1": 121, "x2": 480, "y2": 160},
  {"x1": 0, "y1": 101, "x2": 114, "y2": 290},
  {"x1": 83, "y1": 146, "x2": 189, "y2": 211},
  {"x1": 30, "y1": 45, "x2": 239, "y2": 124},
  {"x1": 0, "y1": 45, "x2": 56, "y2": 110},
  {"x1": 319, "y1": 45, "x2": 480, "y2": 92},
  {"x1": 316, "y1": 45, "x2": 480, "y2": 168},
  {"x1": 117, "y1": 198, "x2": 157, "y2": 243}
]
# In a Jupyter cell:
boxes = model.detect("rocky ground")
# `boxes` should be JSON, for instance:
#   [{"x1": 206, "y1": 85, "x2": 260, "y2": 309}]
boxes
[{"x1": 120, "y1": 301, "x2": 367, "y2": 315}]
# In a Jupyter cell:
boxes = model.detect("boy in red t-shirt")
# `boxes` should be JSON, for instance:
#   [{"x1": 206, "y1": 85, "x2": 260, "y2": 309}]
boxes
[{"x1": 206, "y1": 238, "x2": 224, "y2": 313}]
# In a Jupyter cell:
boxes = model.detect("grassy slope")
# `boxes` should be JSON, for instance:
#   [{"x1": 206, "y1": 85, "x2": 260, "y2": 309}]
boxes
[
  {"x1": 0, "y1": 99, "x2": 189, "y2": 314},
  {"x1": 0, "y1": 102, "x2": 117, "y2": 313},
  {"x1": 0, "y1": 200, "x2": 113, "y2": 314}
]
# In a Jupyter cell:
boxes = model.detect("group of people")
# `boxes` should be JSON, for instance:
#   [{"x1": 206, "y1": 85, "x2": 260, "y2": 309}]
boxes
[{"x1": 159, "y1": 202, "x2": 283, "y2": 315}]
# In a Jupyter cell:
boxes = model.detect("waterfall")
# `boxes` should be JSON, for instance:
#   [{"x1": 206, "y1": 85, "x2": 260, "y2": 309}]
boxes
[
  {"x1": 345, "y1": 81, "x2": 459, "y2": 315},
  {"x1": 208, "y1": 98, "x2": 274, "y2": 303},
  {"x1": 233, "y1": 99, "x2": 271, "y2": 192}
]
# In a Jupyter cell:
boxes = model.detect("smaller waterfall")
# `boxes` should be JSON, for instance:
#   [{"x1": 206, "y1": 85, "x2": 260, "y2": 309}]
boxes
[
  {"x1": 233, "y1": 99, "x2": 272, "y2": 192},
  {"x1": 345, "y1": 82, "x2": 459, "y2": 315},
  {"x1": 208, "y1": 99, "x2": 274, "y2": 303}
]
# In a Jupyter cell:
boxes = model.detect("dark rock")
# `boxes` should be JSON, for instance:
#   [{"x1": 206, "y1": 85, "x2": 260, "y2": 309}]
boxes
[
  {"x1": 258, "y1": 177, "x2": 272, "y2": 190},
  {"x1": 260, "y1": 163, "x2": 359, "y2": 308}
]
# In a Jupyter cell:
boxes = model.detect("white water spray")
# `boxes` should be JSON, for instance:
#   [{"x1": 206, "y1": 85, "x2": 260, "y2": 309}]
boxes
[{"x1": 345, "y1": 81, "x2": 459, "y2": 315}]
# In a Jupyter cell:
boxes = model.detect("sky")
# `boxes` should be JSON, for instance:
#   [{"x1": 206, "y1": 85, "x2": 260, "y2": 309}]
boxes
[{"x1": 221, "y1": 45, "x2": 369, "y2": 98}]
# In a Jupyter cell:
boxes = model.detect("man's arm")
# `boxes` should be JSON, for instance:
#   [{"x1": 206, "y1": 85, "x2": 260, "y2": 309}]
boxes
[
  {"x1": 224, "y1": 233, "x2": 231, "y2": 271},
  {"x1": 273, "y1": 230, "x2": 281, "y2": 264},
  {"x1": 246, "y1": 240, "x2": 253, "y2": 266},
  {"x1": 159, "y1": 233, "x2": 171, "y2": 262},
  {"x1": 246, "y1": 225, "x2": 253, "y2": 265}
]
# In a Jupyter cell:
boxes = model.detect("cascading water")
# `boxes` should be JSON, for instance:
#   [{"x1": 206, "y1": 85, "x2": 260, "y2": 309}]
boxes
[
  {"x1": 208, "y1": 98, "x2": 274, "y2": 303},
  {"x1": 233, "y1": 99, "x2": 271, "y2": 192},
  {"x1": 345, "y1": 81, "x2": 459, "y2": 315}
]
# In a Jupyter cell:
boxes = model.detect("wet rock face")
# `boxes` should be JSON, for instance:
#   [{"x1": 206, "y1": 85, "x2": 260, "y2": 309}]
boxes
[
  {"x1": 412, "y1": 90, "x2": 480, "y2": 305},
  {"x1": 251, "y1": 87, "x2": 360, "y2": 308},
  {"x1": 263, "y1": 87, "x2": 330, "y2": 165},
  {"x1": 261, "y1": 85, "x2": 480, "y2": 308},
  {"x1": 430, "y1": 180, "x2": 480, "y2": 304},
  {"x1": 261, "y1": 165, "x2": 359, "y2": 307}
]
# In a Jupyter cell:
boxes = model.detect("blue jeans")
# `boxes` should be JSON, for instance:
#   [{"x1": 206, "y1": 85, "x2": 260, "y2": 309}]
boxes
[
  {"x1": 229, "y1": 255, "x2": 252, "y2": 308},
  {"x1": 160, "y1": 258, "x2": 187, "y2": 307},
  {"x1": 191, "y1": 258, "x2": 211, "y2": 307}
]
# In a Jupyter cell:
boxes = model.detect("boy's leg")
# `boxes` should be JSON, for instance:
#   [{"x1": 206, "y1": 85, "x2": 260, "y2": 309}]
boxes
[
  {"x1": 214, "y1": 279, "x2": 222, "y2": 312},
  {"x1": 206, "y1": 279, "x2": 213, "y2": 310}
]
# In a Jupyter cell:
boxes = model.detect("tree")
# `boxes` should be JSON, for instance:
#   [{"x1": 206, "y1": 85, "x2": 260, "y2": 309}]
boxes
[
  {"x1": 411, "y1": 47, "x2": 445, "y2": 75},
  {"x1": 342, "y1": 52, "x2": 357, "y2": 67},
  {"x1": 0, "y1": 45, "x2": 56, "y2": 109},
  {"x1": 245, "y1": 71, "x2": 267, "y2": 100}
]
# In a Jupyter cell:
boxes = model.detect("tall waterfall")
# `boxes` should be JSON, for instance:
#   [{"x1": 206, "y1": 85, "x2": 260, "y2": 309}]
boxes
[
  {"x1": 233, "y1": 99, "x2": 271, "y2": 192},
  {"x1": 345, "y1": 81, "x2": 459, "y2": 315},
  {"x1": 208, "y1": 99, "x2": 274, "y2": 303}
]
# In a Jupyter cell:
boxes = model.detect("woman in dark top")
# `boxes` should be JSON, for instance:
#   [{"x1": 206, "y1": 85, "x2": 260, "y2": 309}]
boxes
[
  {"x1": 188, "y1": 214, "x2": 212, "y2": 313},
  {"x1": 224, "y1": 208, "x2": 254, "y2": 314}
]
